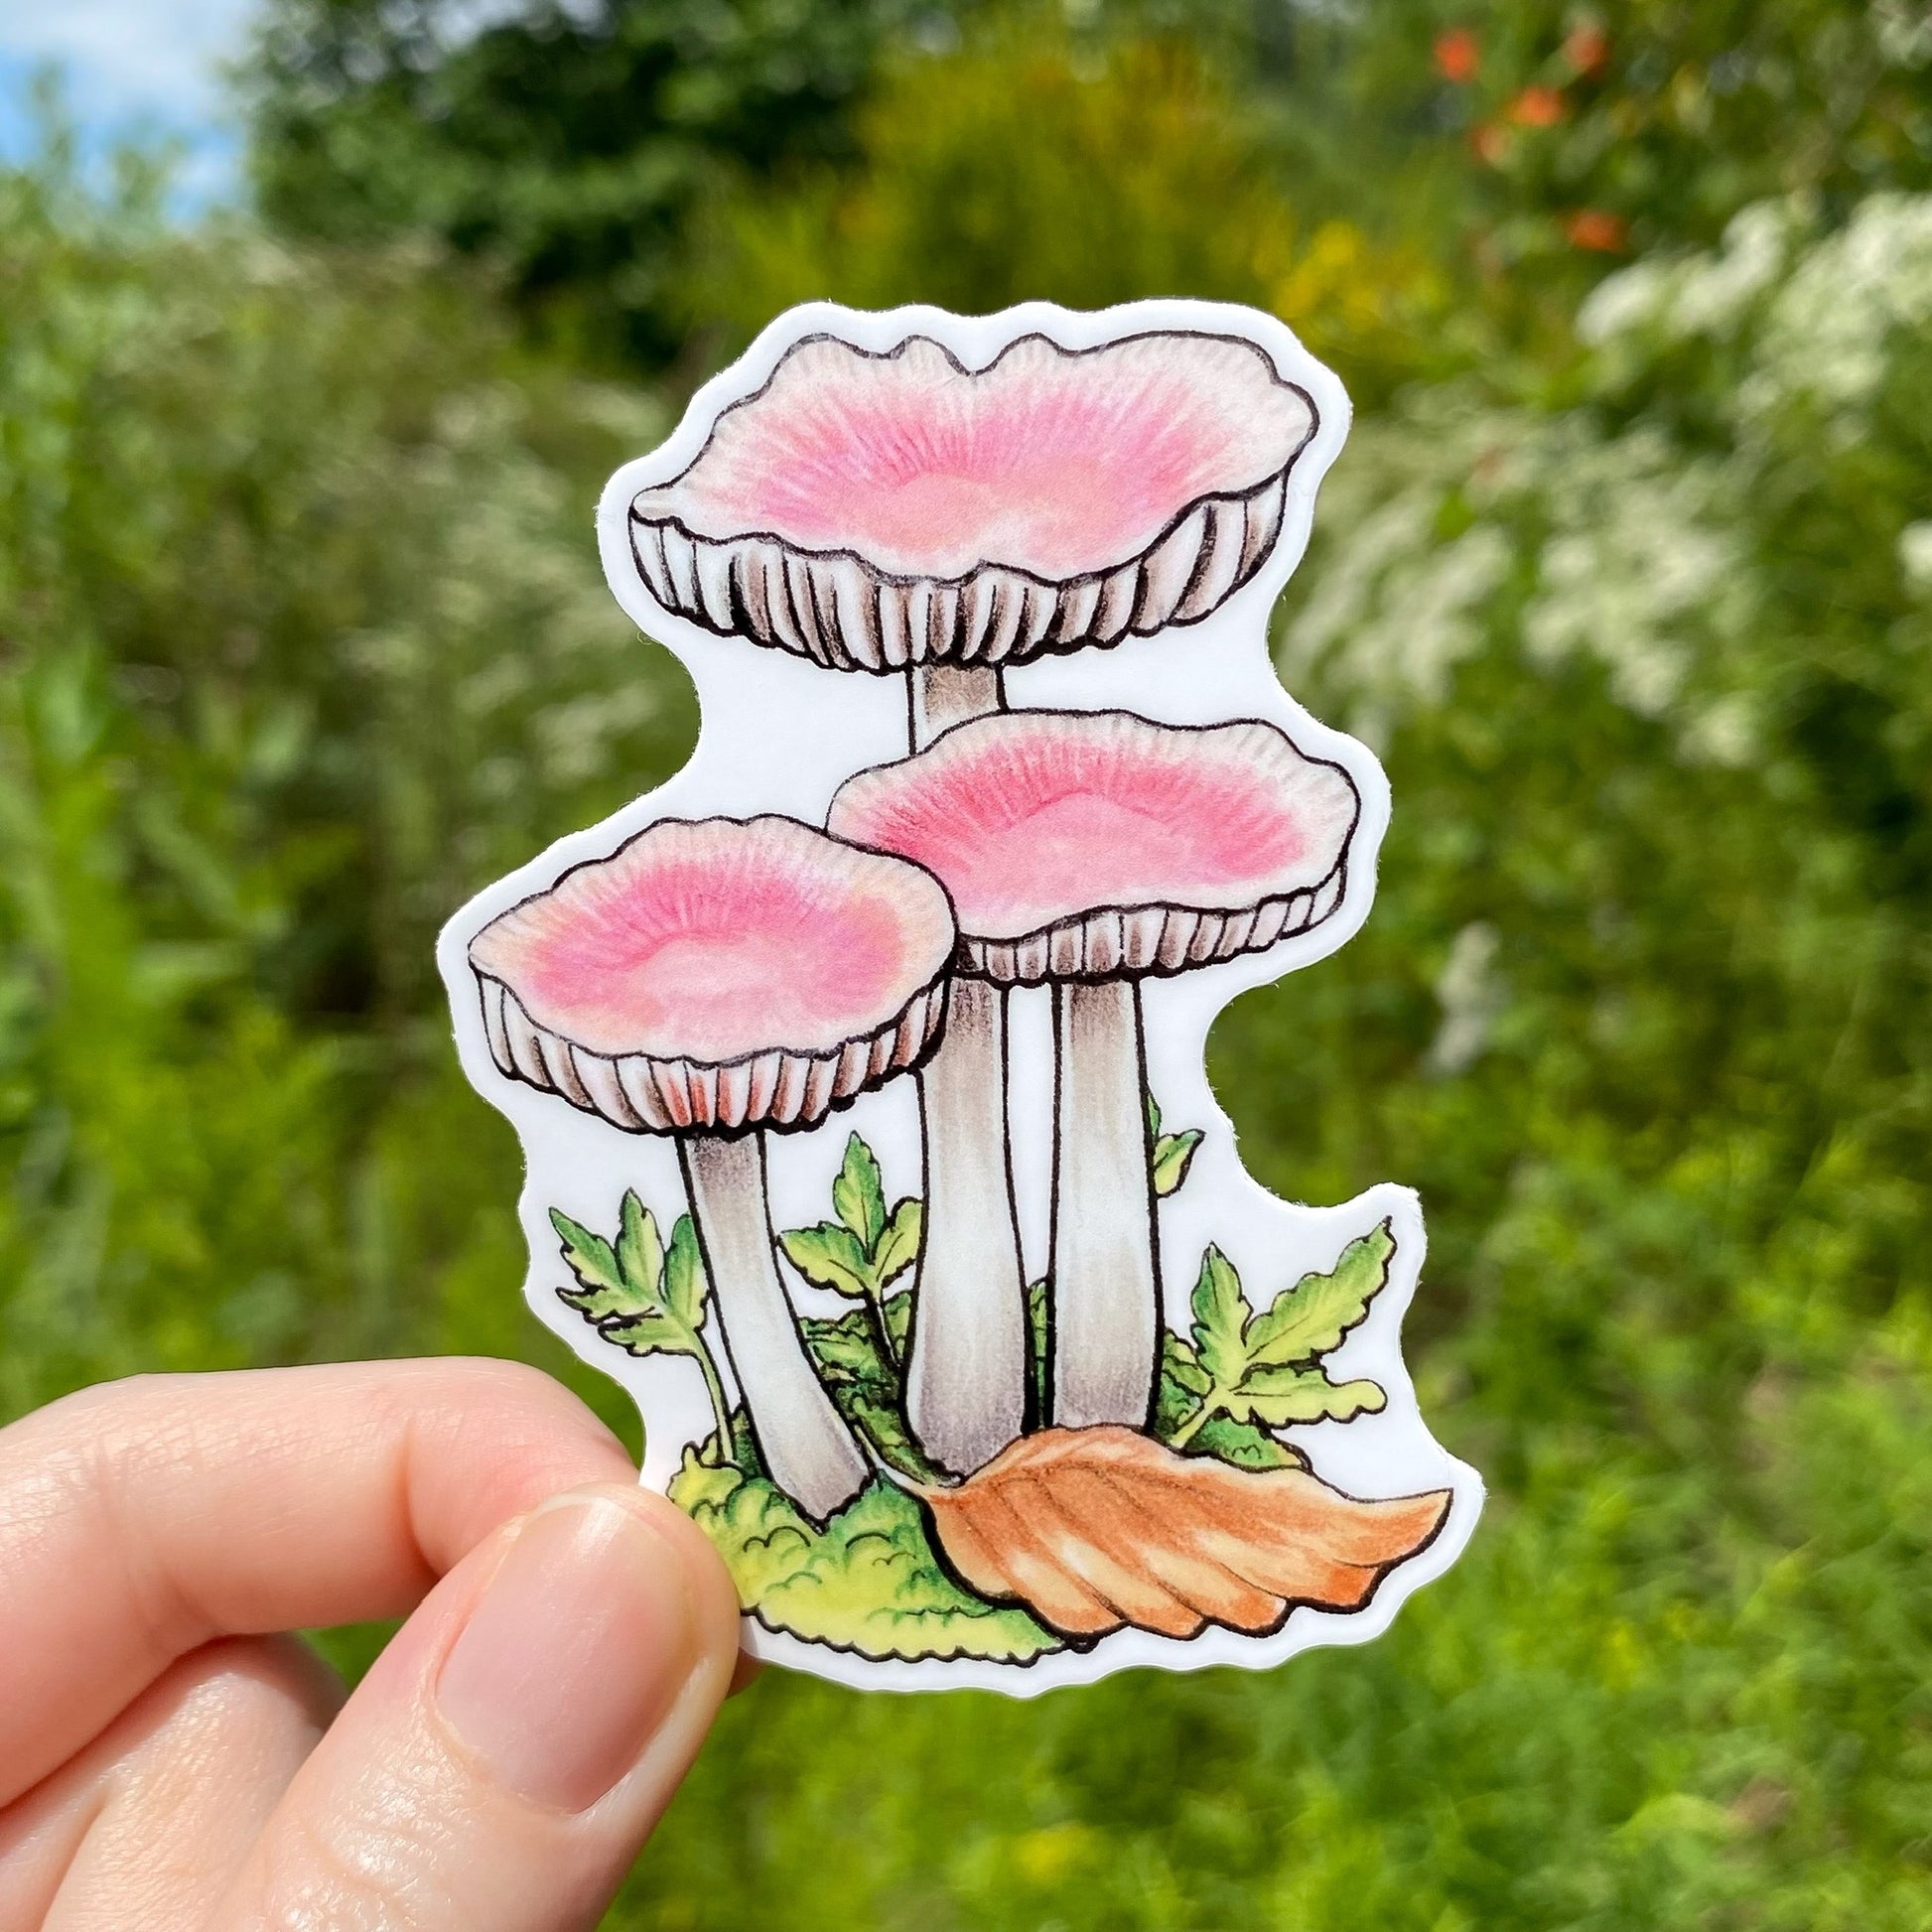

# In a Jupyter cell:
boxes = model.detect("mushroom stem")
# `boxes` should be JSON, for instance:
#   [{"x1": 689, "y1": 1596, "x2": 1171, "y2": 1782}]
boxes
[
  {"x1": 910, "y1": 663, "x2": 1004, "y2": 750},
  {"x1": 901, "y1": 658, "x2": 1024, "y2": 1478},
  {"x1": 907, "y1": 977, "x2": 1030, "y2": 1477},
  {"x1": 1050, "y1": 979, "x2": 1161, "y2": 1430},
  {"x1": 678, "y1": 1130, "x2": 869, "y2": 1524}
]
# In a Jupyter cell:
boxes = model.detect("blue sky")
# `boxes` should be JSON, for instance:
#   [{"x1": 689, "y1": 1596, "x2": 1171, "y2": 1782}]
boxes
[{"x1": 0, "y1": 0, "x2": 259, "y2": 206}]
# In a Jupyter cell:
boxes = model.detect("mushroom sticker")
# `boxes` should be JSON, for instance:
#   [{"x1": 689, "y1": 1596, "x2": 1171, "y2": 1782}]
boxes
[{"x1": 440, "y1": 301, "x2": 1484, "y2": 1695}]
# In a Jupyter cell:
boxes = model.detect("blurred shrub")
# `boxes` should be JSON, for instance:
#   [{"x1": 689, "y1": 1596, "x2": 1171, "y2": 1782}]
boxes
[
  {"x1": 693, "y1": 28, "x2": 1451, "y2": 403},
  {"x1": 244, "y1": 0, "x2": 1932, "y2": 367},
  {"x1": 245, "y1": 0, "x2": 950, "y2": 366},
  {"x1": 1397, "y1": 2, "x2": 1932, "y2": 295},
  {"x1": 244, "y1": 0, "x2": 1477, "y2": 384},
  {"x1": 0, "y1": 151, "x2": 693, "y2": 1419}
]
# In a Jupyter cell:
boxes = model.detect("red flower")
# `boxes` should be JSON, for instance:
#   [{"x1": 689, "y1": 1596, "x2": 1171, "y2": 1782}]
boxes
[
  {"x1": 1508, "y1": 85, "x2": 1567, "y2": 127},
  {"x1": 1564, "y1": 22, "x2": 1609, "y2": 74},
  {"x1": 1434, "y1": 28, "x2": 1480, "y2": 83},
  {"x1": 1565, "y1": 208, "x2": 1628, "y2": 252}
]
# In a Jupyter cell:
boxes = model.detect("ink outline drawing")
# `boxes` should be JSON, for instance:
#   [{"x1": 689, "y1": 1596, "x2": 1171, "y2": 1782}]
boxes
[{"x1": 437, "y1": 298, "x2": 1485, "y2": 1697}]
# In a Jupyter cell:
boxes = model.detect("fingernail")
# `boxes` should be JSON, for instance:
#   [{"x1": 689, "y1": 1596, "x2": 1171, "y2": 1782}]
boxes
[{"x1": 437, "y1": 1493, "x2": 701, "y2": 1810}]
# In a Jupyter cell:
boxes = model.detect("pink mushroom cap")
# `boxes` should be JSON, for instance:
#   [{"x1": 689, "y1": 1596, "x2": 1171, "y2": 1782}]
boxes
[
  {"x1": 827, "y1": 710, "x2": 1360, "y2": 984},
  {"x1": 627, "y1": 332, "x2": 1319, "y2": 670},
  {"x1": 470, "y1": 816, "x2": 955, "y2": 1134}
]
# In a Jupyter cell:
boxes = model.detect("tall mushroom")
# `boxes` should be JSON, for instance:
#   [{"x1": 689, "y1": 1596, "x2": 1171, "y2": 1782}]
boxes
[
  {"x1": 830, "y1": 709, "x2": 1361, "y2": 1435},
  {"x1": 469, "y1": 814, "x2": 956, "y2": 1524},
  {"x1": 626, "y1": 330, "x2": 1318, "y2": 748},
  {"x1": 623, "y1": 327, "x2": 1323, "y2": 1474}
]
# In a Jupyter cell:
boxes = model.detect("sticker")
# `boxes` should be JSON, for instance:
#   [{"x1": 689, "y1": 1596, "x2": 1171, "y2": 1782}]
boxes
[{"x1": 439, "y1": 301, "x2": 1484, "y2": 1695}]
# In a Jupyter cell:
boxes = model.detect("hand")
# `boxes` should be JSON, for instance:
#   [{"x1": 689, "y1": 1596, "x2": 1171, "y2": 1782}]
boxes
[{"x1": 0, "y1": 1359, "x2": 744, "y2": 1931}]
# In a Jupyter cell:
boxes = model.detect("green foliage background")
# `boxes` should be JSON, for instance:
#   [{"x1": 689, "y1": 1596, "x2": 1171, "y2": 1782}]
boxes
[{"x1": 6, "y1": 4, "x2": 1932, "y2": 1923}]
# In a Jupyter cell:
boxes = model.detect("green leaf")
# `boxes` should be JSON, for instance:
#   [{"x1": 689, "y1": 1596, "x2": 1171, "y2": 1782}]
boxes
[
  {"x1": 797, "y1": 1306, "x2": 944, "y2": 1481},
  {"x1": 1245, "y1": 1221, "x2": 1397, "y2": 1367},
  {"x1": 1144, "y1": 1091, "x2": 1204, "y2": 1195},
  {"x1": 729, "y1": 1409, "x2": 764, "y2": 1480},
  {"x1": 1152, "y1": 1127, "x2": 1203, "y2": 1197},
  {"x1": 1164, "y1": 1336, "x2": 1212, "y2": 1397},
  {"x1": 780, "y1": 1221, "x2": 873, "y2": 1299},
  {"x1": 549, "y1": 1207, "x2": 636, "y2": 1320},
  {"x1": 1189, "y1": 1244, "x2": 1251, "y2": 1389},
  {"x1": 832, "y1": 1133, "x2": 888, "y2": 1251},
  {"x1": 557, "y1": 1283, "x2": 622, "y2": 1324},
  {"x1": 873, "y1": 1197, "x2": 922, "y2": 1287},
  {"x1": 616, "y1": 1190, "x2": 663, "y2": 1300},
  {"x1": 802, "y1": 1307, "x2": 900, "y2": 1412},
  {"x1": 1156, "y1": 1334, "x2": 1307, "y2": 1467},
  {"x1": 883, "y1": 1289, "x2": 913, "y2": 1353},
  {"x1": 1307, "y1": 1377, "x2": 1387, "y2": 1424},
  {"x1": 1228, "y1": 1368, "x2": 1388, "y2": 1428},
  {"x1": 834, "y1": 1386, "x2": 947, "y2": 1484},
  {"x1": 551, "y1": 1201, "x2": 721, "y2": 1396},
  {"x1": 1185, "y1": 1413, "x2": 1307, "y2": 1470},
  {"x1": 1159, "y1": 1232, "x2": 1393, "y2": 1457},
  {"x1": 551, "y1": 1206, "x2": 621, "y2": 1291},
  {"x1": 1154, "y1": 1336, "x2": 1200, "y2": 1436},
  {"x1": 663, "y1": 1213, "x2": 707, "y2": 1329},
  {"x1": 1027, "y1": 1278, "x2": 1049, "y2": 1421},
  {"x1": 804, "y1": 1321, "x2": 889, "y2": 1386},
  {"x1": 595, "y1": 1310, "x2": 685, "y2": 1358}
]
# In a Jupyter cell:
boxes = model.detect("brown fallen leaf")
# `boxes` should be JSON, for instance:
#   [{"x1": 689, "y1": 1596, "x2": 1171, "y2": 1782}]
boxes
[{"x1": 917, "y1": 1426, "x2": 1450, "y2": 1641}]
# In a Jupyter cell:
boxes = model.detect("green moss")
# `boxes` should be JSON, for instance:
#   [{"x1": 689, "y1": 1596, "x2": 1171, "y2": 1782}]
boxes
[{"x1": 668, "y1": 1452, "x2": 1061, "y2": 1664}]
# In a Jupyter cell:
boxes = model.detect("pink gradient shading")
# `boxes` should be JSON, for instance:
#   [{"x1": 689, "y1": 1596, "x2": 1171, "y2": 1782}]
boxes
[
  {"x1": 632, "y1": 335, "x2": 1314, "y2": 583},
  {"x1": 470, "y1": 818, "x2": 955, "y2": 1063},
  {"x1": 828, "y1": 711, "x2": 1358, "y2": 940}
]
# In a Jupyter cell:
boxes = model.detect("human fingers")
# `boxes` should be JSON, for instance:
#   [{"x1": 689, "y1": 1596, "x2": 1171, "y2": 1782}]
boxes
[
  {"x1": 0, "y1": 1635, "x2": 343, "y2": 1932},
  {"x1": 0, "y1": 1358, "x2": 634, "y2": 1806},
  {"x1": 207, "y1": 1481, "x2": 740, "y2": 1932}
]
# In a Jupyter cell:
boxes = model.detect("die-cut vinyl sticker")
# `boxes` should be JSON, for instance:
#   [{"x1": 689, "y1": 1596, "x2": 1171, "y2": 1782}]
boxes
[{"x1": 438, "y1": 301, "x2": 1484, "y2": 1696}]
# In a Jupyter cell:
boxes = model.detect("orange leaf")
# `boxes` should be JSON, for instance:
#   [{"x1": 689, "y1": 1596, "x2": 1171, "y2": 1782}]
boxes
[{"x1": 918, "y1": 1426, "x2": 1451, "y2": 1641}]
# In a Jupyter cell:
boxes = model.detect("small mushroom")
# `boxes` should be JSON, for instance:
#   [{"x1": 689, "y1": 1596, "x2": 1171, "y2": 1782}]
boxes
[
  {"x1": 470, "y1": 815, "x2": 956, "y2": 1524},
  {"x1": 626, "y1": 329, "x2": 1319, "y2": 748},
  {"x1": 830, "y1": 709, "x2": 1361, "y2": 1435}
]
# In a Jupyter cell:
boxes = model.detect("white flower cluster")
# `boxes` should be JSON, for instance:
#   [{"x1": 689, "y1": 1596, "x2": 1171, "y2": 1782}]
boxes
[
  {"x1": 1280, "y1": 396, "x2": 1523, "y2": 731},
  {"x1": 1521, "y1": 431, "x2": 1742, "y2": 722},
  {"x1": 1577, "y1": 201, "x2": 1797, "y2": 350},
  {"x1": 1285, "y1": 189, "x2": 1932, "y2": 763},
  {"x1": 1581, "y1": 192, "x2": 1932, "y2": 432},
  {"x1": 1281, "y1": 403, "x2": 1752, "y2": 753},
  {"x1": 1754, "y1": 195, "x2": 1932, "y2": 425}
]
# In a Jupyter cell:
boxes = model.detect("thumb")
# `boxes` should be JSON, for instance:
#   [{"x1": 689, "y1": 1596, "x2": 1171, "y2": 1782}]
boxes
[{"x1": 208, "y1": 1482, "x2": 742, "y2": 1932}]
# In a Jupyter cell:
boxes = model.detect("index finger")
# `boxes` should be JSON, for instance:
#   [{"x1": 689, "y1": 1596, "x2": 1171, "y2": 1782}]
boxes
[{"x1": 0, "y1": 1358, "x2": 636, "y2": 1808}]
